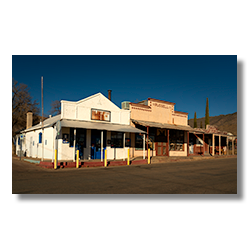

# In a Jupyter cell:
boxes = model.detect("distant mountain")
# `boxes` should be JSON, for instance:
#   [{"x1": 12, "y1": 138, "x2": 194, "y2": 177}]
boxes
[{"x1": 188, "y1": 112, "x2": 237, "y2": 136}]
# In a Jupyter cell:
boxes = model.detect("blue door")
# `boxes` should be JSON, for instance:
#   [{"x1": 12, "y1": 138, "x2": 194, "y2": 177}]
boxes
[{"x1": 91, "y1": 130, "x2": 107, "y2": 159}]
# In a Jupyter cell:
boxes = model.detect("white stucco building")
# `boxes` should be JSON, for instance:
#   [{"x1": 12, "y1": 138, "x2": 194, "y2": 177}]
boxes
[{"x1": 16, "y1": 93, "x2": 145, "y2": 161}]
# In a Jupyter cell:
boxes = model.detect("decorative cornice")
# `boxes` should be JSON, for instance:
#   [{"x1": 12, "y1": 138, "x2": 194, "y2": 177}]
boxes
[{"x1": 148, "y1": 98, "x2": 175, "y2": 105}]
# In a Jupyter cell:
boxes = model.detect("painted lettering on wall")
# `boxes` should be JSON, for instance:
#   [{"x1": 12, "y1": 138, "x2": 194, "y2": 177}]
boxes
[{"x1": 152, "y1": 102, "x2": 173, "y2": 109}]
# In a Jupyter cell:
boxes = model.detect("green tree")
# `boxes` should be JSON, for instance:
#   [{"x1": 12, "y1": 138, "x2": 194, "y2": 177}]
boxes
[
  {"x1": 194, "y1": 112, "x2": 197, "y2": 128},
  {"x1": 205, "y1": 98, "x2": 209, "y2": 128},
  {"x1": 200, "y1": 121, "x2": 203, "y2": 128}
]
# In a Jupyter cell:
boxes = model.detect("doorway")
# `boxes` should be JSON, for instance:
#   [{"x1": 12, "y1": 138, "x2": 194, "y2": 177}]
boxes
[
  {"x1": 75, "y1": 128, "x2": 86, "y2": 160},
  {"x1": 155, "y1": 142, "x2": 168, "y2": 156},
  {"x1": 91, "y1": 130, "x2": 106, "y2": 159}
]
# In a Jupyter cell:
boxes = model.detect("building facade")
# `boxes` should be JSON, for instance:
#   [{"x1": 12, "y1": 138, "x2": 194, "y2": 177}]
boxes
[
  {"x1": 128, "y1": 98, "x2": 196, "y2": 157},
  {"x1": 15, "y1": 94, "x2": 236, "y2": 161},
  {"x1": 16, "y1": 93, "x2": 145, "y2": 161}
]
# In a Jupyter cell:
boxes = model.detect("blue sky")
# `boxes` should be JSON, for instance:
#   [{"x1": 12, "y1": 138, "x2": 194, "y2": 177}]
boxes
[{"x1": 12, "y1": 55, "x2": 237, "y2": 119}]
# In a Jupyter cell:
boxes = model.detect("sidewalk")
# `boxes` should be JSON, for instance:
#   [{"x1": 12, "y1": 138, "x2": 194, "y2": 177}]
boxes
[
  {"x1": 151, "y1": 154, "x2": 237, "y2": 164},
  {"x1": 12, "y1": 153, "x2": 237, "y2": 169},
  {"x1": 12, "y1": 155, "x2": 147, "y2": 169}
]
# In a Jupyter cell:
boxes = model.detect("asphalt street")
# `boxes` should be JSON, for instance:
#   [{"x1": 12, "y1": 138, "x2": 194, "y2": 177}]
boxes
[{"x1": 12, "y1": 157, "x2": 237, "y2": 194}]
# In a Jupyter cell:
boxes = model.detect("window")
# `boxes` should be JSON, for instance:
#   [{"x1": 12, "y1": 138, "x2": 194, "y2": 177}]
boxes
[
  {"x1": 135, "y1": 134, "x2": 145, "y2": 150},
  {"x1": 76, "y1": 128, "x2": 86, "y2": 148},
  {"x1": 111, "y1": 132, "x2": 123, "y2": 148},
  {"x1": 70, "y1": 128, "x2": 74, "y2": 147},
  {"x1": 135, "y1": 134, "x2": 154, "y2": 150},
  {"x1": 69, "y1": 128, "x2": 86, "y2": 148},
  {"x1": 39, "y1": 132, "x2": 42, "y2": 143},
  {"x1": 169, "y1": 130, "x2": 184, "y2": 151}
]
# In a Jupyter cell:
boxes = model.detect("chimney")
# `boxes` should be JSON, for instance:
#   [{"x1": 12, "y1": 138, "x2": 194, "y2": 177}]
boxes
[
  {"x1": 26, "y1": 112, "x2": 33, "y2": 129},
  {"x1": 108, "y1": 90, "x2": 112, "y2": 101}
]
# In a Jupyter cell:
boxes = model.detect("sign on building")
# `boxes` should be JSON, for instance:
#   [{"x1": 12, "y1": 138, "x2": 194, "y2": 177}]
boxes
[{"x1": 91, "y1": 109, "x2": 111, "y2": 122}]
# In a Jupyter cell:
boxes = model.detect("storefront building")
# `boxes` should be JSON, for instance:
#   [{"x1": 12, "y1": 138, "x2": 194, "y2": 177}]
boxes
[
  {"x1": 191, "y1": 125, "x2": 237, "y2": 156},
  {"x1": 127, "y1": 98, "x2": 199, "y2": 158},
  {"x1": 16, "y1": 93, "x2": 146, "y2": 161},
  {"x1": 15, "y1": 94, "x2": 236, "y2": 161}
]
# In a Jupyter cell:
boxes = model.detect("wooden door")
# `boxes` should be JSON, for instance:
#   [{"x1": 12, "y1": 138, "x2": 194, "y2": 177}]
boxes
[{"x1": 156, "y1": 142, "x2": 168, "y2": 156}]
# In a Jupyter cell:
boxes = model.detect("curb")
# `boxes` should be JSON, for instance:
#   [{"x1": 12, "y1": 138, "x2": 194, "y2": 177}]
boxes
[
  {"x1": 38, "y1": 159, "x2": 149, "y2": 169},
  {"x1": 23, "y1": 159, "x2": 40, "y2": 164}
]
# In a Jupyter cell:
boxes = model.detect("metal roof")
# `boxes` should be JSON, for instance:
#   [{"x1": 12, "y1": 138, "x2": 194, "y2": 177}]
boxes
[
  {"x1": 131, "y1": 119, "x2": 203, "y2": 133},
  {"x1": 21, "y1": 114, "x2": 61, "y2": 132},
  {"x1": 22, "y1": 115, "x2": 146, "y2": 134},
  {"x1": 60, "y1": 119, "x2": 146, "y2": 133}
]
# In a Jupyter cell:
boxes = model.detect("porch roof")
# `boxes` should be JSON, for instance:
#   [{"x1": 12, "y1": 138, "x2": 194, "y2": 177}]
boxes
[
  {"x1": 60, "y1": 119, "x2": 146, "y2": 134},
  {"x1": 131, "y1": 119, "x2": 204, "y2": 133},
  {"x1": 21, "y1": 114, "x2": 61, "y2": 133}
]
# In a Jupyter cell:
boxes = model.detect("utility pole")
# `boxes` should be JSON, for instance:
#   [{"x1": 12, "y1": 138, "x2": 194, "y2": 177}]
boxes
[{"x1": 41, "y1": 76, "x2": 44, "y2": 161}]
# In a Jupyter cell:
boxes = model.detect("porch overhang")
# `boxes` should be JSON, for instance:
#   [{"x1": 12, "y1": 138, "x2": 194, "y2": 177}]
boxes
[
  {"x1": 131, "y1": 119, "x2": 200, "y2": 132},
  {"x1": 60, "y1": 119, "x2": 146, "y2": 134}
]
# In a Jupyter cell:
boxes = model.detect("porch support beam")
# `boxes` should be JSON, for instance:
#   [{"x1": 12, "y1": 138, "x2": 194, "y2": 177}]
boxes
[
  {"x1": 143, "y1": 133, "x2": 145, "y2": 159},
  {"x1": 203, "y1": 133, "x2": 205, "y2": 156},
  {"x1": 73, "y1": 128, "x2": 76, "y2": 162},
  {"x1": 226, "y1": 136, "x2": 228, "y2": 155},
  {"x1": 123, "y1": 132, "x2": 125, "y2": 161},
  {"x1": 232, "y1": 138, "x2": 234, "y2": 155},
  {"x1": 219, "y1": 135, "x2": 221, "y2": 156},
  {"x1": 187, "y1": 131, "x2": 189, "y2": 157},
  {"x1": 101, "y1": 130, "x2": 103, "y2": 162},
  {"x1": 147, "y1": 126, "x2": 149, "y2": 158},
  {"x1": 167, "y1": 129, "x2": 169, "y2": 157},
  {"x1": 212, "y1": 134, "x2": 215, "y2": 156}
]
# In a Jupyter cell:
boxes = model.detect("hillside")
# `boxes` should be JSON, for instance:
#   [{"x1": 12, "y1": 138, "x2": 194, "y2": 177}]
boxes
[{"x1": 188, "y1": 112, "x2": 237, "y2": 136}]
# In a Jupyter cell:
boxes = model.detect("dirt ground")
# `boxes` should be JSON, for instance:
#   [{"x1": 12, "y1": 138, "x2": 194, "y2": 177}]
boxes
[{"x1": 12, "y1": 156, "x2": 237, "y2": 194}]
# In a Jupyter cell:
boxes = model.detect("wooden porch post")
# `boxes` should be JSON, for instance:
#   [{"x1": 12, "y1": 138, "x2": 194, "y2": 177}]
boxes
[
  {"x1": 203, "y1": 133, "x2": 205, "y2": 156},
  {"x1": 73, "y1": 128, "x2": 76, "y2": 162},
  {"x1": 219, "y1": 135, "x2": 221, "y2": 156},
  {"x1": 147, "y1": 126, "x2": 149, "y2": 158},
  {"x1": 212, "y1": 134, "x2": 215, "y2": 156},
  {"x1": 226, "y1": 136, "x2": 228, "y2": 155},
  {"x1": 101, "y1": 130, "x2": 103, "y2": 162},
  {"x1": 167, "y1": 129, "x2": 169, "y2": 157},
  {"x1": 187, "y1": 131, "x2": 189, "y2": 157},
  {"x1": 143, "y1": 134, "x2": 145, "y2": 159},
  {"x1": 232, "y1": 138, "x2": 234, "y2": 155}
]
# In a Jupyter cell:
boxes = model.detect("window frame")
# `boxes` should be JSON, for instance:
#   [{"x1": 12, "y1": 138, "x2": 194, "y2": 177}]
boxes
[
  {"x1": 169, "y1": 130, "x2": 184, "y2": 151},
  {"x1": 111, "y1": 131, "x2": 124, "y2": 148}
]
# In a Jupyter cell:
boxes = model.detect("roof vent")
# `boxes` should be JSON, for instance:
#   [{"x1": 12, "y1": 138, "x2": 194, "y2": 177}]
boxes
[{"x1": 122, "y1": 101, "x2": 130, "y2": 110}]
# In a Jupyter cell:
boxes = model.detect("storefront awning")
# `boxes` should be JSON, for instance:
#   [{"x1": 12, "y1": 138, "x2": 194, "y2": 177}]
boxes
[
  {"x1": 131, "y1": 119, "x2": 203, "y2": 133},
  {"x1": 60, "y1": 119, "x2": 146, "y2": 134}
]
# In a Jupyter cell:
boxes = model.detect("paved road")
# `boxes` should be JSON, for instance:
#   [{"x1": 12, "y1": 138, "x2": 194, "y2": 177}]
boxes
[{"x1": 12, "y1": 157, "x2": 237, "y2": 194}]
